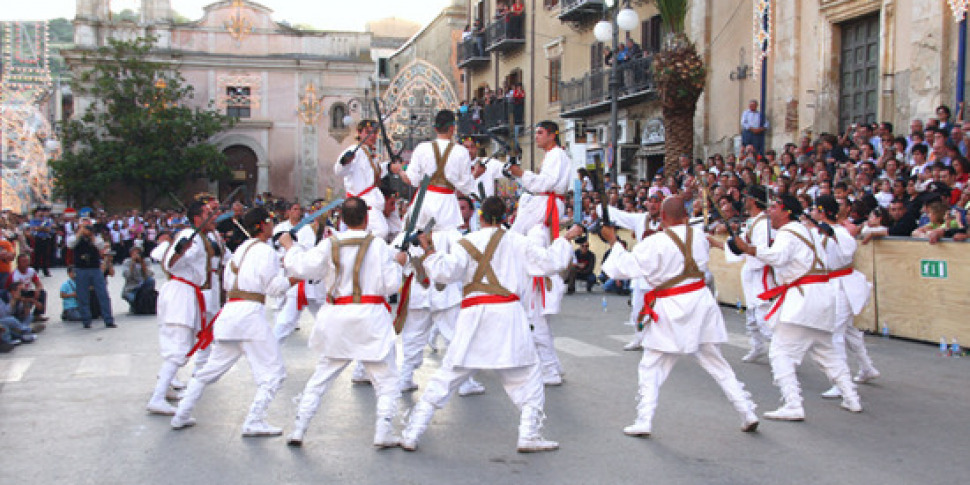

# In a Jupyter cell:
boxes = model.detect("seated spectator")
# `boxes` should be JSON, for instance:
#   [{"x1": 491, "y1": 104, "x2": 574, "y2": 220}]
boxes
[
  {"x1": 7, "y1": 253, "x2": 48, "y2": 322},
  {"x1": 60, "y1": 266, "x2": 83, "y2": 322},
  {"x1": 121, "y1": 247, "x2": 156, "y2": 314},
  {"x1": 0, "y1": 230, "x2": 13, "y2": 286},
  {"x1": 0, "y1": 282, "x2": 40, "y2": 343},
  {"x1": 567, "y1": 238, "x2": 597, "y2": 294},
  {"x1": 599, "y1": 240, "x2": 630, "y2": 295}
]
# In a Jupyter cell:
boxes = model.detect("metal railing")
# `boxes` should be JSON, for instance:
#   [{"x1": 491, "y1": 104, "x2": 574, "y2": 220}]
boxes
[
  {"x1": 560, "y1": 56, "x2": 656, "y2": 115},
  {"x1": 485, "y1": 14, "x2": 526, "y2": 52},
  {"x1": 457, "y1": 37, "x2": 489, "y2": 68},
  {"x1": 559, "y1": 0, "x2": 605, "y2": 21},
  {"x1": 457, "y1": 110, "x2": 486, "y2": 137},
  {"x1": 481, "y1": 98, "x2": 525, "y2": 132}
]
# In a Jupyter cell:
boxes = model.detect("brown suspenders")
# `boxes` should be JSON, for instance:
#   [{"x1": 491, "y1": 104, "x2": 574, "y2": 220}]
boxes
[
  {"x1": 430, "y1": 142, "x2": 457, "y2": 190},
  {"x1": 457, "y1": 229, "x2": 513, "y2": 297},
  {"x1": 329, "y1": 233, "x2": 376, "y2": 302}
]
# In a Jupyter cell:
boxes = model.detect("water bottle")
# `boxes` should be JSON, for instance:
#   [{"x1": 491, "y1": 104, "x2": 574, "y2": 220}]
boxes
[
  {"x1": 941, "y1": 337, "x2": 949, "y2": 357},
  {"x1": 881, "y1": 324, "x2": 889, "y2": 338},
  {"x1": 951, "y1": 338, "x2": 961, "y2": 358},
  {"x1": 736, "y1": 299, "x2": 743, "y2": 314},
  {"x1": 601, "y1": 296, "x2": 608, "y2": 313}
]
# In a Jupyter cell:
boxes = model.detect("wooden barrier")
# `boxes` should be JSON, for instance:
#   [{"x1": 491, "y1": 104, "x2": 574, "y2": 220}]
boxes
[{"x1": 583, "y1": 230, "x2": 967, "y2": 345}]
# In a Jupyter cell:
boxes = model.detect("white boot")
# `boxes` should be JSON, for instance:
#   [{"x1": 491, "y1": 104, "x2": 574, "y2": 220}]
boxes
[
  {"x1": 171, "y1": 378, "x2": 205, "y2": 429},
  {"x1": 147, "y1": 361, "x2": 180, "y2": 416},
  {"x1": 764, "y1": 377, "x2": 804, "y2": 421},
  {"x1": 717, "y1": 378, "x2": 759, "y2": 432},
  {"x1": 623, "y1": 392, "x2": 655, "y2": 437},
  {"x1": 351, "y1": 362, "x2": 371, "y2": 385},
  {"x1": 834, "y1": 374, "x2": 863, "y2": 413},
  {"x1": 373, "y1": 395, "x2": 400, "y2": 448},
  {"x1": 170, "y1": 376, "x2": 187, "y2": 390},
  {"x1": 401, "y1": 401, "x2": 435, "y2": 451},
  {"x1": 623, "y1": 330, "x2": 643, "y2": 351},
  {"x1": 853, "y1": 367, "x2": 881, "y2": 384},
  {"x1": 820, "y1": 385, "x2": 842, "y2": 399},
  {"x1": 741, "y1": 346, "x2": 768, "y2": 363},
  {"x1": 286, "y1": 392, "x2": 321, "y2": 447},
  {"x1": 427, "y1": 325, "x2": 440, "y2": 353},
  {"x1": 458, "y1": 376, "x2": 485, "y2": 396},
  {"x1": 517, "y1": 405, "x2": 558, "y2": 453},
  {"x1": 242, "y1": 386, "x2": 283, "y2": 437},
  {"x1": 399, "y1": 365, "x2": 418, "y2": 393}
]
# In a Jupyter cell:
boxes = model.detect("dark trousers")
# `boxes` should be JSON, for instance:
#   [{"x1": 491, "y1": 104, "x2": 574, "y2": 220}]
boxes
[
  {"x1": 75, "y1": 268, "x2": 113, "y2": 325},
  {"x1": 566, "y1": 268, "x2": 597, "y2": 293},
  {"x1": 32, "y1": 237, "x2": 52, "y2": 273}
]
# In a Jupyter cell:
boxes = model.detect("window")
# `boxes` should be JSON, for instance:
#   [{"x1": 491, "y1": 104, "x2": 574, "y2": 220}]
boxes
[
  {"x1": 543, "y1": 0, "x2": 559, "y2": 8},
  {"x1": 331, "y1": 103, "x2": 348, "y2": 130},
  {"x1": 226, "y1": 86, "x2": 251, "y2": 118},
  {"x1": 549, "y1": 57, "x2": 561, "y2": 103},
  {"x1": 642, "y1": 15, "x2": 663, "y2": 55}
]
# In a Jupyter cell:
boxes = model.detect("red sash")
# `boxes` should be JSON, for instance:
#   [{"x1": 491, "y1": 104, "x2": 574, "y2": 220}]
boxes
[
  {"x1": 541, "y1": 192, "x2": 566, "y2": 239},
  {"x1": 329, "y1": 295, "x2": 391, "y2": 313},
  {"x1": 297, "y1": 281, "x2": 308, "y2": 311},
  {"x1": 461, "y1": 294, "x2": 520, "y2": 309},
  {"x1": 637, "y1": 279, "x2": 707, "y2": 330},
  {"x1": 828, "y1": 267, "x2": 853, "y2": 279},
  {"x1": 532, "y1": 276, "x2": 547, "y2": 309},
  {"x1": 347, "y1": 185, "x2": 377, "y2": 199},
  {"x1": 185, "y1": 297, "x2": 248, "y2": 358},
  {"x1": 427, "y1": 185, "x2": 455, "y2": 195},
  {"x1": 757, "y1": 274, "x2": 830, "y2": 321},
  {"x1": 171, "y1": 275, "x2": 207, "y2": 331}
]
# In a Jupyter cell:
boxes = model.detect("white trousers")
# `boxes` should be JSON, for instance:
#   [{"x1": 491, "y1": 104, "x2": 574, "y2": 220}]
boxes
[
  {"x1": 400, "y1": 306, "x2": 458, "y2": 383},
  {"x1": 158, "y1": 323, "x2": 195, "y2": 367},
  {"x1": 531, "y1": 314, "x2": 562, "y2": 378},
  {"x1": 302, "y1": 347, "x2": 401, "y2": 400},
  {"x1": 832, "y1": 316, "x2": 876, "y2": 374},
  {"x1": 273, "y1": 293, "x2": 322, "y2": 342},
  {"x1": 194, "y1": 337, "x2": 286, "y2": 389},
  {"x1": 637, "y1": 344, "x2": 747, "y2": 416},
  {"x1": 627, "y1": 288, "x2": 646, "y2": 328},
  {"x1": 770, "y1": 322, "x2": 852, "y2": 386},
  {"x1": 419, "y1": 362, "x2": 545, "y2": 411}
]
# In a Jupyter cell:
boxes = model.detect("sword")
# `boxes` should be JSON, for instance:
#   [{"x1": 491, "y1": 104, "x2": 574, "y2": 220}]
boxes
[
  {"x1": 398, "y1": 175, "x2": 432, "y2": 252},
  {"x1": 402, "y1": 217, "x2": 436, "y2": 248}
]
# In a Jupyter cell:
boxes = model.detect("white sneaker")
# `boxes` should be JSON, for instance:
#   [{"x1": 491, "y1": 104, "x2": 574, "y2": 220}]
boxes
[
  {"x1": 170, "y1": 415, "x2": 197, "y2": 429},
  {"x1": 820, "y1": 386, "x2": 842, "y2": 399},
  {"x1": 853, "y1": 368, "x2": 881, "y2": 384},
  {"x1": 841, "y1": 397, "x2": 863, "y2": 413},
  {"x1": 517, "y1": 436, "x2": 559, "y2": 453},
  {"x1": 763, "y1": 403, "x2": 805, "y2": 421},
  {"x1": 623, "y1": 337, "x2": 643, "y2": 351},
  {"x1": 147, "y1": 400, "x2": 177, "y2": 416},
  {"x1": 170, "y1": 378, "x2": 187, "y2": 390},
  {"x1": 242, "y1": 420, "x2": 283, "y2": 437},
  {"x1": 458, "y1": 379, "x2": 485, "y2": 396},
  {"x1": 623, "y1": 420, "x2": 652, "y2": 437},
  {"x1": 741, "y1": 348, "x2": 767, "y2": 363},
  {"x1": 543, "y1": 374, "x2": 563, "y2": 386},
  {"x1": 373, "y1": 418, "x2": 400, "y2": 448},
  {"x1": 286, "y1": 429, "x2": 305, "y2": 447}
]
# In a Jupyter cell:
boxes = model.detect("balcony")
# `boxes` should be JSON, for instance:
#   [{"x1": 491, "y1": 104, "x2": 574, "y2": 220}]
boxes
[
  {"x1": 559, "y1": 56, "x2": 657, "y2": 118},
  {"x1": 558, "y1": 0, "x2": 605, "y2": 22},
  {"x1": 457, "y1": 37, "x2": 489, "y2": 69},
  {"x1": 457, "y1": 111, "x2": 487, "y2": 139},
  {"x1": 481, "y1": 98, "x2": 525, "y2": 134},
  {"x1": 485, "y1": 14, "x2": 525, "y2": 53}
]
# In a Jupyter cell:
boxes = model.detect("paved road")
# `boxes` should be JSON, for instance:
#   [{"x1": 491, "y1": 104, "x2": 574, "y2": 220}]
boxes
[{"x1": 1, "y1": 267, "x2": 968, "y2": 484}]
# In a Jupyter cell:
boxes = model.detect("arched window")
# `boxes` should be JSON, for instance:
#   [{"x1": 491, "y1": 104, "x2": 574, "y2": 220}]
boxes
[{"x1": 331, "y1": 103, "x2": 348, "y2": 130}]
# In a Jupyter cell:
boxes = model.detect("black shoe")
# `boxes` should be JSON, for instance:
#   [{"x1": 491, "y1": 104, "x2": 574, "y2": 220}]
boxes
[
  {"x1": 0, "y1": 340, "x2": 15, "y2": 353},
  {"x1": 43, "y1": 271, "x2": 51, "y2": 277},
  {"x1": 83, "y1": 322, "x2": 92, "y2": 329},
  {"x1": 105, "y1": 322, "x2": 117, "y2": 328}
]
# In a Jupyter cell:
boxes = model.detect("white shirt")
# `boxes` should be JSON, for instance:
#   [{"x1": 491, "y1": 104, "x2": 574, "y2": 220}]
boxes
[
  {"x1": 741, "y1": 109, "x2": 766, "y2": 131},
  {"x1": 404, "y1": 139, "x2": 477, "y2": 231},
  {"x1": 334, "y1": 145, "x2": 386, "y2": 210},
  {"x1": 215, "y1": 239, "x2": 290, "y2": 340}
]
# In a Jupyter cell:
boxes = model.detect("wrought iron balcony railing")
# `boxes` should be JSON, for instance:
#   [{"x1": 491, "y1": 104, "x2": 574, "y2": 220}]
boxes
[
  {"x1": 485, "y1": 14, "x2": 526, "y2": 53},
  {"x1": 558, "y1": 0, "x2": 605, "y2": 22},
  {"x1": 559, "y1": 56, "x2": 657, "y2": 118},
  {"x1": 457, "y1": 37, "x2": 489, "y2": 69}
]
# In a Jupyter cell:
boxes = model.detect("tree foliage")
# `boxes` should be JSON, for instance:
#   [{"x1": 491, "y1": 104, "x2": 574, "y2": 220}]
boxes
[{"x1": 52, "y1": 36, "x2": 233, "y2": 209}]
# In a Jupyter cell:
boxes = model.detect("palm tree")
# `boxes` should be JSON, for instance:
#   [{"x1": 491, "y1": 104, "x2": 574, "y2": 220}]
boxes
[{"x1": 653, "y1": 0, "x2": 705, "y2": 177}]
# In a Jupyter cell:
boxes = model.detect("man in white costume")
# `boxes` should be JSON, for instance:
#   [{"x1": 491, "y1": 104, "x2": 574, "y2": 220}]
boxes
[
  {"x1": 335, "y1": 120, "x2": 390, "y2": 239},
  {"x1": 273, "y1": 202, "x2": 322, "y2": 342},
  {"x1": 170, "y1": 207, "x2": 292, "y2": 436},
  {"x1": 720, "y1": 194, "x2": 863, "y2": 421},
  {"x1": 804, "y1": 196, "x2": 880, "y2": 399},
  {"x1": 145, "y1": 201, "x2": 212, "y2": 416},
  {"x1": 507, "y1": 121, "x2": 571, "y2": 237},
  {"x1": 280, "y1": 198, "x2": 405, "y2": 448},
  {"x1": 596, "y1": 192, "x2": 663, "y2": 351},
  {"x1": 393, "y1": 110, "x2": 477, "y2": 232},
  {"x1": 723, "y1": 184, "x2": 774, "y2": 362},
  {"x1": 462, "y1": 135, "x2": 504, "y2": 200},
  {"x1": 601, "y1": 196, "x2": 759, "y2": 437},
  {"x1": 196, "y1": 195, "x2": 230, "y2": 378},
  {"x1": 399, "y1": 197, "x2": 583, "y2": 453}
]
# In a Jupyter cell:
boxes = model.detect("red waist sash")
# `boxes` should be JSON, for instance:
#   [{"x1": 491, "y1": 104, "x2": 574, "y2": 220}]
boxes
[
  {"x1": 757, "y1": 274, "x2": 830, "y2": 321},
  {"x1": 461, "y1": 294, "x2": 520, "y2": 309},
  {"x1": 637, "y1": 279, "x2": 707, "y2": 330},
  {"x1": 329, "y1": 295, "x2": 391, "y2": 313}
]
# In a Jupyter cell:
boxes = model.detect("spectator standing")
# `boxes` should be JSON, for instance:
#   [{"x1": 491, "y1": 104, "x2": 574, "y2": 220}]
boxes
[
  {"x1": 68, "y1": 218, "x2": 115, "y2": 329},
  {"x1": 28, "y1": 207, "x2": 54, "y2": 277},
  {"x1": 741, "y1": 100, "x2": 768, "y2": 155}
]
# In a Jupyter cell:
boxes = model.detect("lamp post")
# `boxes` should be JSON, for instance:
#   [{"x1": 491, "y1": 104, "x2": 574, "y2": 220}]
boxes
[{"x1": 594, "y1": 0, "x2": 639, "y2": 188}]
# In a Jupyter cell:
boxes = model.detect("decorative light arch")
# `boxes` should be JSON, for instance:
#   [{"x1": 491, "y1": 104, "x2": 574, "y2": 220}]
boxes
[{"x1": 381, "y1": 60, "x2": 460, "y2": 154}]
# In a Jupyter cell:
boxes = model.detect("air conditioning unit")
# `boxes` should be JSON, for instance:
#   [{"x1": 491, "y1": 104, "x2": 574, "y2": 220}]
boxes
[{"x1": 616, "y1": 120, "x2": 630, "y2": 144}]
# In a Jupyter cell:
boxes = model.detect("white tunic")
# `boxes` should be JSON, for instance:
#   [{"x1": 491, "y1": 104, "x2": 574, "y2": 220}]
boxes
[
  {"x1": 753, "y1": 222, "x2": 837, "y2": 332},
  {"x1": 274, "y1": 221, "x2": 323, "y2": 301},
  {"x1": 283, "y1": 230, "x2": 403, "y2": 360},
  {"x1": 511, "y1": 146, "x2": 572, "y2": 234},
  {"x1": 215, "y1": 239, "x2": 290, "y2": 341},
  {"x1": 725, "y1": 213, "x2": 773, "y2": 306},
  {"x1": 422, "y1": 227, "x2": 573, "y2": 369},
  {"x1": 202, "y1": 231, "x2": 229, "y2": 316},
  {"x1": 334, "y1": 145, "x2": 386, "y2": 210},
  {"x1": 473, "y1": 157, "x2": 506, "y2": 198},
  {"x1": 815, "y1": 225, "x2": 871, "y2": 316},
  {"x1": 520, "y1": 225, "x2": 567, "y2": 317},
  {"x1": 602, "y1": 224, "x2": 727, "y2": 354},
  {"x1": 597, "y1": 205, "x2": 660, "y2": 291},
  {"x1": 404, "y1": 139, "x2": 477, "y2": 231},
  {"x1": 155, "y1": 229, "x2": 208, "y2": 330}
]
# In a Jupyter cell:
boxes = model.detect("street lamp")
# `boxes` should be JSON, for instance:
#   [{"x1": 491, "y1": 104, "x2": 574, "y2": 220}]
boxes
[{"x1": 594, "y1": 0, "x2": 639, "y2": 188}]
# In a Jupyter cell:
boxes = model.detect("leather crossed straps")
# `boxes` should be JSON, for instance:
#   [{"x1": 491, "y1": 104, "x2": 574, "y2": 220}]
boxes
[
  {"x1": 430, "y1": 141, "x2": 457, "y2": 192},
  {"x1": 636, "y1": 226, "x2": 706, "y2": 330},
  {"x1": 457, "y1": 228, "x2": 513, "y2": 298},
  {"x1": 757, "y1": 227, "x2": 829, "y2": 321}
]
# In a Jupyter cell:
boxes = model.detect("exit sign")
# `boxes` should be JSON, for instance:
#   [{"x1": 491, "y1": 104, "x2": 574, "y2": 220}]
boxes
[{"x1": 920, "y1": 259, "x2": 948, "y2": 279}]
